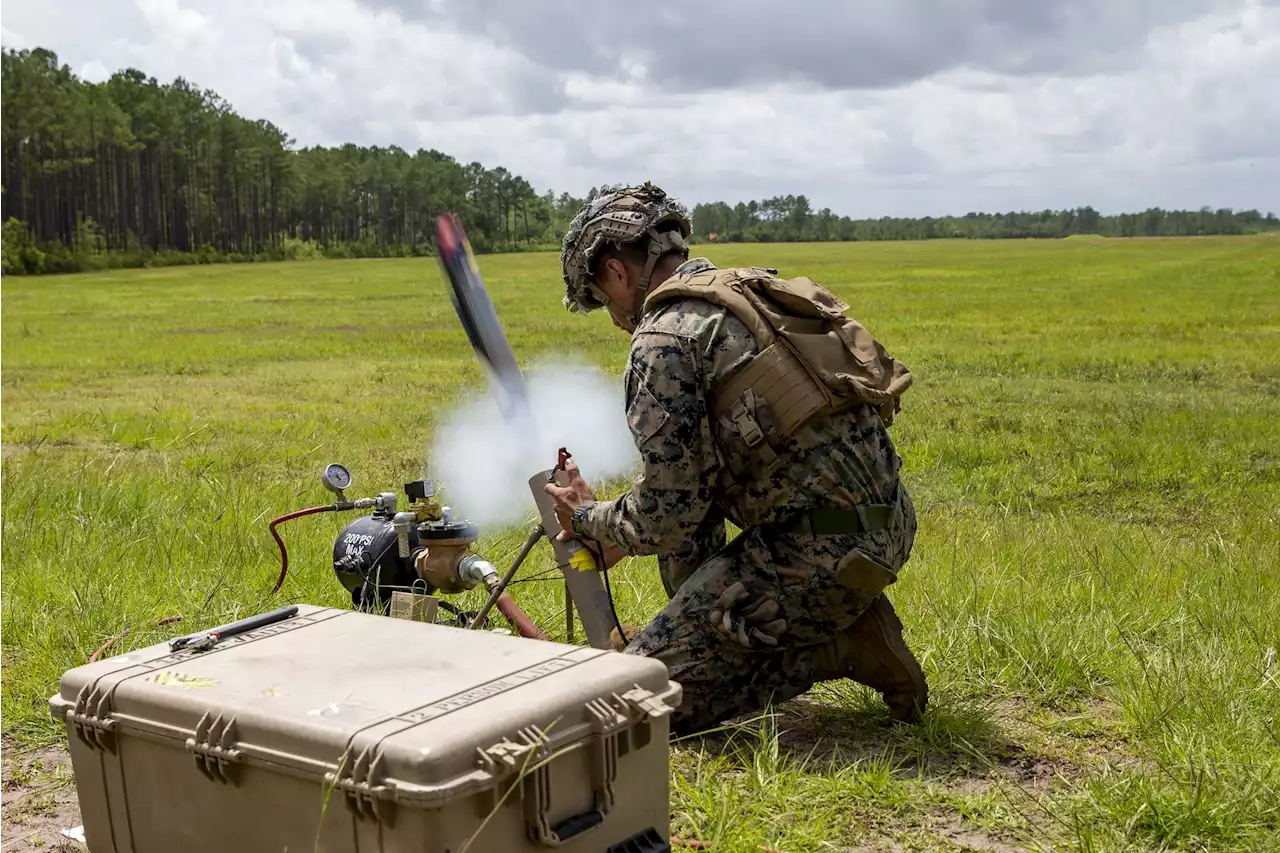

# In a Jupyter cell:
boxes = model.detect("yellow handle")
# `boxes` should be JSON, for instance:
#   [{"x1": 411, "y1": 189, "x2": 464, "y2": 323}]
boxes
[{"x1": 568, "y1": 547, "x2": 597, "y2": 573}]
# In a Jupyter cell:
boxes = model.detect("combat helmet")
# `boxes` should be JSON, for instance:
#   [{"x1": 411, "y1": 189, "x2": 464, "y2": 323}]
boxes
[{"x1": 559, "y1": 182, "x2": 692, "y2": 330}]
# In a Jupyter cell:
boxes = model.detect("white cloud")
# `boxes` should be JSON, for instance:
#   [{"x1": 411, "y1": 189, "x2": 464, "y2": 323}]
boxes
[
  {"x1": 1, "y1": 0, "x2": 1276, "y2": 216},
  {"x1": 0, "y1": 27, "x2": 31, "y2": 50}
]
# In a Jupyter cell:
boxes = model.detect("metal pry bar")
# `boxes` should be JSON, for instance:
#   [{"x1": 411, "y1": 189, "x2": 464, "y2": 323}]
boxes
[{"x1": 169, "y1": 605, "x2": 300, "y2": 652}]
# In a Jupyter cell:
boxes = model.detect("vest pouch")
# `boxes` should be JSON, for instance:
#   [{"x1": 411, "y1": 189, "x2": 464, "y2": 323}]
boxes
[
  {"x1": 834, "y1": 548, "x2": 898, "y2": 597},
  {"x1": 713, "y1": 388, "x2": 780, "y2": 482},
  {"x1": 711, "y1": 337, "x2": 835, "y2": 478},
  {"x1": 741, "y1": 278, "x2": 899, "y2": 404},
  {"x1": 745, "y1": 274, "x2": 849, "y2": 322}
]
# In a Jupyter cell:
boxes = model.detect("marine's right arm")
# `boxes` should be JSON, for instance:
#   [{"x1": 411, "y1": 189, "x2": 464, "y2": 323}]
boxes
[{"x1": 573, "y1": 328, "x2": 722, "y2": 555}]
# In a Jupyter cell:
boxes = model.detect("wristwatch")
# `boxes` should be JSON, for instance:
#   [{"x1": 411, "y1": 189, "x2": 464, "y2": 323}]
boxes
[{"x1": 571, "y1": 504, "x2": 591, "y2": 535}]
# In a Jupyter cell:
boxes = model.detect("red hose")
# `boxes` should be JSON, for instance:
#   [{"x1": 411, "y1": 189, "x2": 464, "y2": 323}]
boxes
[
  {"x1": 496, "y1": 594, "x2": 547, "y2": 640},
  {"x1": 269, "y1": 505, "x2": 339, "y2": 593},
  {"x1": 89, "y1": 615, "x2": 185, "y2": 663}
]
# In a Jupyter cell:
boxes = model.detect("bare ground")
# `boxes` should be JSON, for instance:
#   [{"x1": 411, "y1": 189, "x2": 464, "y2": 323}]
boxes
[{"x1": 1, "y1": 740, "x2": 82, "y2": 852}]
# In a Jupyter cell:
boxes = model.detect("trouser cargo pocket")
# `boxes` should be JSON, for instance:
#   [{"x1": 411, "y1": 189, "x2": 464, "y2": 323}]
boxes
[{"x1": 833, "y1": 548, "x2": 898, "y2": 598}]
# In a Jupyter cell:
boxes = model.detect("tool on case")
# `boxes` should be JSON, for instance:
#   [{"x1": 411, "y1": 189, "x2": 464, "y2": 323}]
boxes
[{"x1": 168, "y1": 605, "x2": 299, "y2": 652}]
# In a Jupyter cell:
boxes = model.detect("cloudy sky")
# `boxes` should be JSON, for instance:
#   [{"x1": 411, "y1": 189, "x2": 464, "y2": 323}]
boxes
[{"x1": 3, "y1": 0, "x2": 1277, "y2": 217}]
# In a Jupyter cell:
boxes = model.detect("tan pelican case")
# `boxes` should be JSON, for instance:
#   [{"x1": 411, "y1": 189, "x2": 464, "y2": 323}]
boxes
[{"x1": 49, "y1": 604, "x2": 681, "y2": 853}]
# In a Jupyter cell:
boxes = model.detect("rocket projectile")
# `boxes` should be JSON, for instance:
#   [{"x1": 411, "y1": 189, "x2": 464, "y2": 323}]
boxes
[{"x1": 434, "y1": 212, "x2": 530, "y2": 425}]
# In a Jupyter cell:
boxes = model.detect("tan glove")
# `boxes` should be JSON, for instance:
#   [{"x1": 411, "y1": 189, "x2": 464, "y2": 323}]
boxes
[{"x1": 609, "y1": 623, "x2": 639, "y2": 651}]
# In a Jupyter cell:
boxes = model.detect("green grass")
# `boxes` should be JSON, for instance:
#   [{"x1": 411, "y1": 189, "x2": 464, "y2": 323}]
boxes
[{"x1": 4, "y1": 236, "x2": 1279, "y2": 852}]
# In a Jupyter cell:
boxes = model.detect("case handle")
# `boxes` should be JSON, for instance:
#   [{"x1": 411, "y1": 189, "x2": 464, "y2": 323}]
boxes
[
  {"x1": 515, "y1": 702, "x2": 622, "y2": 847},
  {"x1": 524, "y1": 748, "x2": 614, "y2": 847}
]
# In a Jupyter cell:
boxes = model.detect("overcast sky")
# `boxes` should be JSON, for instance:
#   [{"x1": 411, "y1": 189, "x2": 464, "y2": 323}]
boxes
[{"x1": 3, "y1": 0, "x2": 1277, "y2": 217}]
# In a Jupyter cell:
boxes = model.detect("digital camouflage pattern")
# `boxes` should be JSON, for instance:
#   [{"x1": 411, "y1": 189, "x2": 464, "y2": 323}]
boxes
[{"x1": 574, "y1": 256, "x2": 921, "y2": 734}]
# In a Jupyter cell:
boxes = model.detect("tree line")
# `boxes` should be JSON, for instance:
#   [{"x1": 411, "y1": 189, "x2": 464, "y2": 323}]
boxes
[
  {"x1": 690, "y1": 196, "x2": 1279, "y2": 243},
  {"x1": 3, "y1": 47, "x2": 1276, "y2": 276},
  {"x1": 0, "y1": 47, "x2": 586, "y2": 275}
]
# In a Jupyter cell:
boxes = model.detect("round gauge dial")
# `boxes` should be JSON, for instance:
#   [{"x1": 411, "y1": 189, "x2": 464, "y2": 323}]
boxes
[{"x1": 322, "y1": 463, "x2": 352, "y2": 492}]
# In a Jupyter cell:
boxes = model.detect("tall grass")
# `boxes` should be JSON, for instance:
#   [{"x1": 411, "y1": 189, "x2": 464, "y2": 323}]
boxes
[{"x1": 3, "y1": 236, "x2": 1277, "y2": 850}]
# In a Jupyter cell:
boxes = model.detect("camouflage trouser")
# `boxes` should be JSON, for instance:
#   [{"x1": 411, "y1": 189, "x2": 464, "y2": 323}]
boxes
[{"x1": 627, "y1": 487, "x2": 917, "y2": 736}]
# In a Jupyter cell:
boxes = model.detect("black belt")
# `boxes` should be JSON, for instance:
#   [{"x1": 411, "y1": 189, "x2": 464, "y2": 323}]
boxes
[{"x1": 777, "y1": 502, "x2": 897, "y2": 537}]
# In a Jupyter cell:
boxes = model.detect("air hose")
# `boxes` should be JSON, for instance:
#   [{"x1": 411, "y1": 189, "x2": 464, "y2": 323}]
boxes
[
  {"x1": 268, "y1": 505, "x2": 340, "y2": 594},
  {"x1": 495, "y1": 595, "x2": 547, "y2": 640}
]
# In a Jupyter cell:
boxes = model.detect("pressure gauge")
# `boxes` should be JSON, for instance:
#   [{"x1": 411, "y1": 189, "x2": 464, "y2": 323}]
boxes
[{"x1": 321, "y1": 463, "x2": 352, "y2": 494}]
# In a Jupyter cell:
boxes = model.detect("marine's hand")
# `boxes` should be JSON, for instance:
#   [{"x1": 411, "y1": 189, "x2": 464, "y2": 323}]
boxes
[{"x1": 543, "y1": 458, "x2": 596, "y2": 537}]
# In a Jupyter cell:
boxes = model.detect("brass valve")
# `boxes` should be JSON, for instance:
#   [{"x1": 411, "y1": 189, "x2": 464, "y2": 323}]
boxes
[
  {"x1": 412, "y1": 508, "x2": 490, "y2": 594},
  {"x1": 414, "y1": 541, "x2": 476, "y2": 594}
]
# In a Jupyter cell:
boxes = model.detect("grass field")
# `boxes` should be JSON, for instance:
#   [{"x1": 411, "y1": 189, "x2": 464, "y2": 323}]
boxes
[{"x1": 3, "y1": 236, "x2": 1279, "y2": 852}]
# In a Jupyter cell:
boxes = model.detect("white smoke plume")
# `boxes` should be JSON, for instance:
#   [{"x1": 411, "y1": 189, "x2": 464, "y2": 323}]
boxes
[{"x1": 425, "y1": 358, "x2": 640, "y2": 532}]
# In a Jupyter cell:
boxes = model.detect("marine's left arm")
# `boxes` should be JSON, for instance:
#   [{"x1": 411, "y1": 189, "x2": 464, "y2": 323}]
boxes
[{"x1": 573, "y1": 330, "x2": 721, "y2": 555}]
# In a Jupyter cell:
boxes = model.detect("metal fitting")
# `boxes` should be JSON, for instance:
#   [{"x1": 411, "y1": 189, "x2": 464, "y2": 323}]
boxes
[
  {"x1": 458, "y1": 555, "x2": 499, "y2": 591},
  {"x1": 393, "y1": 512, "x2": 417, "y2": 558}
]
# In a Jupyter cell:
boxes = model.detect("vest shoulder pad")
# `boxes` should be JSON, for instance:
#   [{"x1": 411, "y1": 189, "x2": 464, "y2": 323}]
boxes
[{"x1": 645, "y1": 267, "x2": 778, "y2": 345}]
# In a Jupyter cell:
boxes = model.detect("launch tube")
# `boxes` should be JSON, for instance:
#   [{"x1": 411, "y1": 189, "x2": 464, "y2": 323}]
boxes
[{"x1": 528, "y1": 469, "x2": 616, "y2": 651}]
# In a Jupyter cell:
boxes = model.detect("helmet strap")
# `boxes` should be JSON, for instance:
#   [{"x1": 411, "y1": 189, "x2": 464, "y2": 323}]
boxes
[{"x1": 627, "y1": 229, "x2": 687, "y2": 331}]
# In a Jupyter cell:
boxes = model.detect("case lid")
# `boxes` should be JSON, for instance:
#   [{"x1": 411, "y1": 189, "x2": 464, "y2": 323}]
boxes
[{"x1": 52, "y1": 605, "x2": 681, "y2": 809}]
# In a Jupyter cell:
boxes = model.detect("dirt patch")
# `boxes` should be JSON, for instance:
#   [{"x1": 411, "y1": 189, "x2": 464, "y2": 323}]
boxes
[
  {"x1": 994, "y1": 696, "x2": 1142, "y2": 776},
  {"x1": 925, "y1": 812, "x2": 1033, "y2": 852},
  {"x1": 0, "y1": 436, "x2": 63, "y2": 459},
  {"x1": 754, "y1": 692, "x2": 1026, "y2": 778},
  {"x1": 1, "y1": 437, "x2": 157, "y2": 462},
  {"x1": 805, "y1": 817, "x2": 1034, "y2": 853},
  {"x1": 1, "y1": 741, "x2": 83, "y2": 852},
  {"x1": 685, "y1": 691, "x2": 1132, "y2": 808}
]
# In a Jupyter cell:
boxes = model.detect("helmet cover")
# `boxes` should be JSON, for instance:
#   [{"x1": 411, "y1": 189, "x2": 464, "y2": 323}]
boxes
[{"x1": 559, "y1": 182, "x2": 692, "y2": 314}]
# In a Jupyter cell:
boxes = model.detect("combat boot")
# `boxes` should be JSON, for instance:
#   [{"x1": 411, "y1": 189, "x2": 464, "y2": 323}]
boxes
[{"x1": 815, "y1": 594, "x2": 928, "y2": 724}]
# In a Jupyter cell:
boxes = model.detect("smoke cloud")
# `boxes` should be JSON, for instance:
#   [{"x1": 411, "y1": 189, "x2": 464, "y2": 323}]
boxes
[{"x1": 425, "y1": 358, "x2": 640, "y2": 531}]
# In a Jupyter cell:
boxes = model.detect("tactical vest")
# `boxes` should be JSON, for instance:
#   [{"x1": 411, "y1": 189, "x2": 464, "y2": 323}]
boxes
[{"x1": 642, "y1": 265, "x2": 912, "y2": 486}]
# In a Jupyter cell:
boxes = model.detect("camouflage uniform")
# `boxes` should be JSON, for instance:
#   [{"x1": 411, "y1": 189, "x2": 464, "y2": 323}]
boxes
[
  {"x1": 573, "y1": 256, "x2": 921, "y2": 733},
  {"x1": 561, "y1": 186, "x2": 926, "y2": 735}
]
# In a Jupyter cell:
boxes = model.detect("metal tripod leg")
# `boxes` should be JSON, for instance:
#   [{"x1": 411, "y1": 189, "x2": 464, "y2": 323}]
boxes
[{"x1": 468, "y1": 524, "x2": 544, "y2": 630}]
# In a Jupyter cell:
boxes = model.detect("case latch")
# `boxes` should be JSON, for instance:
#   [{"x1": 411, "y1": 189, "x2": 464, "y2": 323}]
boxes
[
  {"x1": 586, "y1": 697, "x2": 625, "y2": 818},
  {"x1": 186, "y1": 711, "x2": 242, "y2": 784},
  {"x1": 68, "y1": 683, "x2": 116, "y2": 751},
  {"x1": 619, "y1": 685, "x2": 675, "y2": 720},
  {"x1": 477, "y1": 738, "x2": 539, "y2": 775},
  {"x1": 478, "y1": 707, "x2": 657, "y2": 848},
  {"x1": 327, "y1": 744, "x2": 396, "y2": 825}
]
